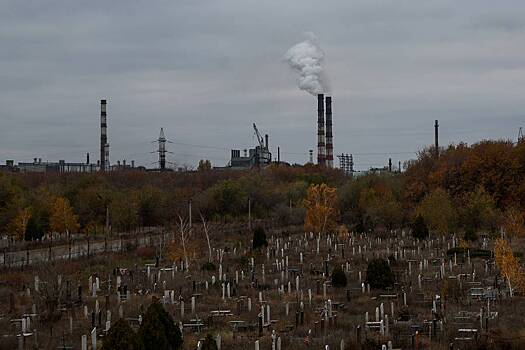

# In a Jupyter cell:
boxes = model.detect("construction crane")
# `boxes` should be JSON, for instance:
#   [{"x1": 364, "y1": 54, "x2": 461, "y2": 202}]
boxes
[{"x1": 253, "y1": 123, "x2": 265, "y2": 150}]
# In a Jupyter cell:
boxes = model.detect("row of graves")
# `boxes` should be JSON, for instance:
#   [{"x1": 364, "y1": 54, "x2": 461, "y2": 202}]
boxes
[{"x1": 0, "y1": 229, "x2": 510, "y2": 349}]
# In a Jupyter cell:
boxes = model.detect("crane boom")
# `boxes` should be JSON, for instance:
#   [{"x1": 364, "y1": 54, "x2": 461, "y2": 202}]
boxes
[{"x1": 253, "y1": 123, "x2": 265, "y2": 149}]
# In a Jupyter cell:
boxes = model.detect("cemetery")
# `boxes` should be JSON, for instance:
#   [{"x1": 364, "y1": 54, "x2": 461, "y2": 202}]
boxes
[{"x1": 1, "y1": 223, "x2": 524, "y2": 350}]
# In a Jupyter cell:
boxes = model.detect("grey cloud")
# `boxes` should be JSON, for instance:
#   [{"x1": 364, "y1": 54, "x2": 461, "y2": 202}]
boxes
[{"x1": 0, "y1": 0, "x2": 524, "y2": 170}]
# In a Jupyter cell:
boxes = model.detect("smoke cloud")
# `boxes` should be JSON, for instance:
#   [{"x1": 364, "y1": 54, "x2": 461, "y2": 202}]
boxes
[{"x1": 284, "y1": 32, "x2": 329, "y2": 95}]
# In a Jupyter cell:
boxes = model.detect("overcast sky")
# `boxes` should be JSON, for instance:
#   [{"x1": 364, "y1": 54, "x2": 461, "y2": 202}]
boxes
[{"x1": 1, "y1": 1, "x2": 524, "y2": 170}]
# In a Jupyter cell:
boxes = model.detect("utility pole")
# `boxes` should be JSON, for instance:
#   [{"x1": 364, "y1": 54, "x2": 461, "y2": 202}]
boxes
[
  {"x1": 434, "y1": 120, "x2": 439, "y2": 157},
  {"x1": 105, "y1": 205, "x2": 110, "y2": 235}
]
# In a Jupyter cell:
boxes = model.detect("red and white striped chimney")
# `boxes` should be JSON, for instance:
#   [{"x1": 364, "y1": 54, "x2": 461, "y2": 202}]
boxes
[
  {"x1": 317, "y1": 94, "x2": 326, "y2": 166},
  {"x1": 325, "y1": 96, "x2": 333, "y2": 168}
]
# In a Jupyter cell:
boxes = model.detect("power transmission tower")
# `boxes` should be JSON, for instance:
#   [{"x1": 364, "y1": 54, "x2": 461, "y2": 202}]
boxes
[
  {"x1": 151, "y1": 128, "x2": 173, "y2": 170},
  {"x1": 337, "y1": 153, "x2": 354, "y2": 176}
]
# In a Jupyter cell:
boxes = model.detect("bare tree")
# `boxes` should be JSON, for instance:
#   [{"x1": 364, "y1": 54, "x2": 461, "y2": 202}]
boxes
[
  {"x1": 200, "y1": 213, "x2": 213, "y2": 263},
  {"x1": 35, "y1": 265, "x2": 66, "y2": 338},
  {"x1": 176, "y1": 215, "x2": 190, "y2": 270}
]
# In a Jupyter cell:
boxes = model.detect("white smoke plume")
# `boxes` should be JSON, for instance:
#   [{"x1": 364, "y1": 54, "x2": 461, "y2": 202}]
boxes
[{"x1": 284, "y1": 32, "x2": 329, "y2": 95}]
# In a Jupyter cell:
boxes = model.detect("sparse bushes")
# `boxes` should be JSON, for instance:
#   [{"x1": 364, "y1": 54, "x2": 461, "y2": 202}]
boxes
[
  {"x1": 252, "y1": 226, "x2": 268, "y2": 250},
  {"x1": 331, "y1": 265, "x2": 347, "y2": 287},
  {"x1": 366, "y1": 258, "x2": 395, "y2": 290}
]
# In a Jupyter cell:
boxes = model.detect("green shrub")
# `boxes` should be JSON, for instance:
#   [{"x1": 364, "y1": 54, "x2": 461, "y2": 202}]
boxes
[
  {"x1": 101, "y1": 319, "x2": 140, "y2": 350},
  {"x1": 252, "y1": 227, "x2": 268, "y2": 250},
  {"x1": 366, "y1": 258, "x2": 395, "y2": 290},
  {"x1": 137, "y1": 301, "x2": 183, "y2": 350},
  {"x1": 411, "y1": 215, "x2": 428, "y2": 240},
  {"x1": 331, "y1": 266, "x2": 347, "y2": 288},
  {"x1": 201, "y1": 262, "x2": 216, "y2": 271},
  {"x1": 464, "y1": 227, "x2": 478, "y2": 242},
  {"x1": 201, "y1": 334, "x2": 218, "y2": 350}
]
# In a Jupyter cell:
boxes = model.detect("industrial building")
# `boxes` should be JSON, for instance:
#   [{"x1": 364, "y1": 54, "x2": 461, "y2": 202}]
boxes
[{"x1": 227, "y1": 123, "x2": 271, "y2": 169}]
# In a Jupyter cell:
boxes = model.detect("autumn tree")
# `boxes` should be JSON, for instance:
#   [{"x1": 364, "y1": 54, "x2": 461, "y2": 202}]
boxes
[
  {"x1": 416, "y1": 188, "x2": 456, "y2": 235},
  {"x1": 110, "y1": 191, "x2": 139, "y2": 232},
  {"x1": 503, "y1": 207, "x2": 525, "y2": 240},
  {"x1": 198, "y1": 159, "x2": 212, "y2": 171},
  {"x1": 304, "y1": 183, "x2": 338, "y2": 234},
  {"x1": 9, "y1": 207, "x2": 31, "y2": 241},
  {"x1": 494, "y1": 238, "x2": 525, "y2": 297},
  {"x1": 460, "y1": 187, "x2": 499, "y2": 233},
  {"x1": 49, "y1": 197, "x2": 79, "y2": 238}
]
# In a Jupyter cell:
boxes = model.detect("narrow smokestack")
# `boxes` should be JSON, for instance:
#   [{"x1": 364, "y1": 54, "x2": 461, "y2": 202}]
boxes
[
  {"x1": 388, "y1": 158, "x2": 392, "y2": 172},
  {"x1": 277, "y1": 146, "x2": 280, "y2": 163},
  {"x1": 325, "y1": 96, "x2": 333, "y2": 168},
  {"x1": 86, "y1": 152, "x2": 90, "y2": 165},
  {"x1": 100, "y1": 99, "x2": 107, "y2": 171},
  {"x1": 317, "y1": 94, "x2": 325, "y2": 166},
  {"x1": 434, "y1": 120, "x2": 439, "y2": 156},
  {"x1": 265, "y1": 134, "x2": 269, "y2": 149}
]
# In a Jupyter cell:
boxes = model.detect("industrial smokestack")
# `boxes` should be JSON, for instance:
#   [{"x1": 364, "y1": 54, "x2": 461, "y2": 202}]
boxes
[
  {"x1": 265, "y1": 134, "x2": 269, "y2": 149},
  {"x1": 317, "y1": 94, "x2": 325, "y2": 166},
  {"x1": 325, "y1": 96, "x2": 333, "y2": 168},
  {"x1": 86, "y1": 152, "x2": 90, "y2": 165},
  {"x1": 100, "y1": 99, "x2": 107, "y2": 171},
  {"x1": 434, "y1": 120, "x2": 439, "y2": 156},
  {"x1": 277, "y1": 146, "x2": 280, "y2": 163},
  {"x1": 388, "y1": 158, "x2": 392, "y2": 172}
]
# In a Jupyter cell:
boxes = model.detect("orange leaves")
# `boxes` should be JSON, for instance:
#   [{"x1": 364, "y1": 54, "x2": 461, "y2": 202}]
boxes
[{"x1": 303, "y1": 183, "x2": 338, "y2": 234}]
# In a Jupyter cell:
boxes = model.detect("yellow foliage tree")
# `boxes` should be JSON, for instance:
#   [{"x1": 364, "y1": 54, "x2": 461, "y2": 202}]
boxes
[
  {"x1": 303, "y1": 183, "x2": 338, "y2": 234},
  {"x1": 494, "y1": 237, "x2": 525, "y2": 297},
  {"x1": 9, "y1": 207, "x2": 31, "y2": 240},
  {"x1": 503, "y1": 207, "x2": 525, "y2": 240},
  {"x1": 49, "y1": 197, "x2": 79, "y2": 237}
]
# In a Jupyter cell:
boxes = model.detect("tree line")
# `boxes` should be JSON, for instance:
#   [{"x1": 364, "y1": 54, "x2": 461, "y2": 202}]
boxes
[{"x1": 1, "y1": 139, "x2": 524, "y2": 241}]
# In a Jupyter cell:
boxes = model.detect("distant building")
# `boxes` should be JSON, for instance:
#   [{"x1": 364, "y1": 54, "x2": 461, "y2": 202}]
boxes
[
  {"x1": 3, "y1": 158, "x2": 140, "y2": 173},
  {"x1": 229, "y1": 145, "x2": 271, "y2": 169}
]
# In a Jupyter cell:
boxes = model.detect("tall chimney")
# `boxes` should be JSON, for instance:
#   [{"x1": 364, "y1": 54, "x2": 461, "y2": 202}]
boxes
[
  {"x1": 86, "y1": 152, "x2": 90, "y2": 165},
  {"x1": 100, "y1": 99, "x2": 107, "y2": 171},
  {"x1": 265, "y1": 134, "x2": 269, "y2": 149},
  {"x1": 277, "y1": 146, "x2": 280, "y2": 163},
  {"x1": 317, "y1": 94, "x2": 325, "y2": 166},
  {"x1": 388, "y1": 158, "x2": 392, "y2": 172},
  {"x1": 434, "y1": 120, "x2": 439, "y2": 156},
  {"x1": 325, "y1": 96, "x2": 333, "y2": 168}
]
